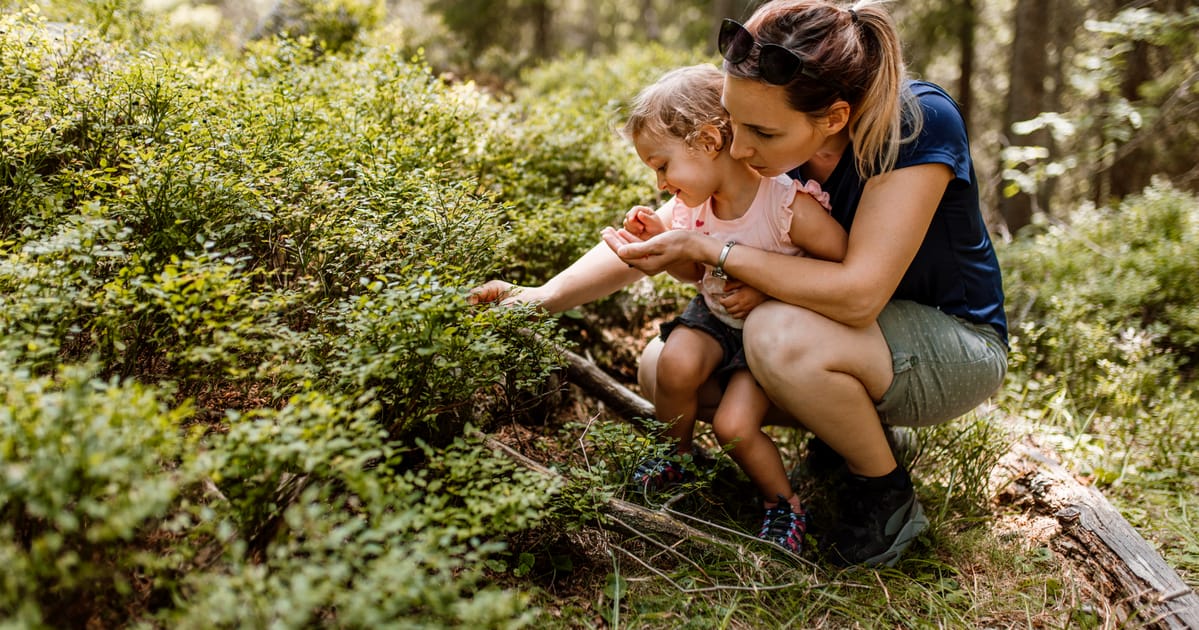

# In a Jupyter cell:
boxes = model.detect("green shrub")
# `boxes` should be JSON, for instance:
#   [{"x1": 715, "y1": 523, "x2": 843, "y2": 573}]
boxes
[
  {"x1": 1002, "y1": 182, "x2": 1199, "y2": 407},
  {"x1": 252, "y1": 0, "x2": 386, "y2": 54},
  {"x1": 92, "y1": 248, "x2": 292, "y2": 384},
  {"x1": 0, "y1": 9, "x2": 99, "y2": 236},
  {"x1": 311, "y1": 272, "x2": 564, "y2": 439},
  {"x1": 174, "y1": 408, "x2": 558, "y2": 629},
  {"x1": 1000, "y1": 181, "x2": 1199, "y2": 479},
  {"x1": 0, "y1": 8, "x2": 740, "y2": 628},
  {"x1": 0, "y1": 206, "x2": 124, "y2": 373},
  {"x1": 0, "y1": 363, "x2": 200, "y2": 628}
]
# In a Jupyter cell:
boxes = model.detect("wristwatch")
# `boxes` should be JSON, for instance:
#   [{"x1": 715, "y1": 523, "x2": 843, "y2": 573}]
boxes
[{"x1": 711, "y1": 241, "x2": 736, "y2": 280}]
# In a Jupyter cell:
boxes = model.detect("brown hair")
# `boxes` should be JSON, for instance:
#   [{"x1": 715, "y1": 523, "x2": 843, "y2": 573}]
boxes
[
  {"x1": 725, "y1": 0, "x2": 921, "y2": 178},
  {"x1": 621, "y1": 64, "x2": 733, "y2": 151}
]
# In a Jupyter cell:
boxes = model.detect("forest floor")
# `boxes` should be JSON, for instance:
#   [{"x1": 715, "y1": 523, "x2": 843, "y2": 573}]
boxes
[{"x1": 483, "y1": 316, "x2": 1199, "y2": 628}]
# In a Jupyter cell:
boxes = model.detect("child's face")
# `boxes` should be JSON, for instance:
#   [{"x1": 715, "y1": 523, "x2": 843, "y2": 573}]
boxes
[{"x1": 633, "y1": 131, "x2": 720, "y2": 208}]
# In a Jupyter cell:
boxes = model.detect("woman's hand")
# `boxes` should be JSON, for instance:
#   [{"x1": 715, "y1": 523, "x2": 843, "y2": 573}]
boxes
[
  {"x1": 718, "y1": 280, "x2": 769, "y2": 320},
  {"x1": 601, "y1": 227, "x2": 715, "y2": 275},
  {"x1": 622, "y1": 205, "x2": 667, "y2": 241}
]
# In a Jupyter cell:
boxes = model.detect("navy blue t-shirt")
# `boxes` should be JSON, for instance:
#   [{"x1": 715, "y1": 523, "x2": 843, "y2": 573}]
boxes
[{"x1": 790, "y1": 81, "x2": 1008, "y2": 344}]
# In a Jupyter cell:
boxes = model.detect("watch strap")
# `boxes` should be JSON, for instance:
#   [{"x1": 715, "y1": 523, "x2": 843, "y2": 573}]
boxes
[{"x1": 712, "y1": 240, "x2": 736, "y2": 280}]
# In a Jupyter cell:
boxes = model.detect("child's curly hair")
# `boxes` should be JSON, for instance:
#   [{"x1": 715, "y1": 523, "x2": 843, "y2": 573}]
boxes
[{"x1": 621, "y1": 64, "x2": 732, "y2": 151}]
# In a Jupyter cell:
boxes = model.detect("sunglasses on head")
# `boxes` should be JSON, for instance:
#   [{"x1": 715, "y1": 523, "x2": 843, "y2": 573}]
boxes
[{"x1": 718, "y1": 18, "x2": 820, "y2": 85}]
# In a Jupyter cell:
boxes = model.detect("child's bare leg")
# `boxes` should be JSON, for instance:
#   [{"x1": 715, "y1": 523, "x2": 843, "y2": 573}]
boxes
[
  {"x1": 655, "y1": 326, "x2": 724, "y2": 453},
  {"x1": 714, "y1": 370, "x2": 799, "y2": 510}
]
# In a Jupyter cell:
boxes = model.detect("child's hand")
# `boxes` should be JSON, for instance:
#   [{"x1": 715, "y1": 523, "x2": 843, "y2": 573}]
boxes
[
  {"x1": 469, "y1": 280, "x2": 523, "y2": 306},
  {"x1": 622, "y1": 205, "x2": 667, "y2": 241},
  {"x1": 718, "y1": 280, "x2": 769, "y2": 320}
]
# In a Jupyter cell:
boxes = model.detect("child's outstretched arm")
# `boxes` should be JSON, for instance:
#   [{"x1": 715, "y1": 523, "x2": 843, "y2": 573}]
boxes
[{"x1": 470, "y1": 240, "x2": 643, "y2": 313}]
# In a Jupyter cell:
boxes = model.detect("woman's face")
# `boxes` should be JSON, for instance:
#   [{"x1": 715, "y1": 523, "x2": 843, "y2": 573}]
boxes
[{"x1": 722, "y1": 75, "x2": 828, "y2": 177}]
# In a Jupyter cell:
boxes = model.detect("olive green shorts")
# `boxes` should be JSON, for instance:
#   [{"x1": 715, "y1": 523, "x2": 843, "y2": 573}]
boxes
[{"x1": 874, "y1": 300, "x2": 1009, "y2": 427}]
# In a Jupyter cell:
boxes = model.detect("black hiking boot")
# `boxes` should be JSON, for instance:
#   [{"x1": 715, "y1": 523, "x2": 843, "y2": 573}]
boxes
[{"x1": 824, "y1": 465, "x2": 928, "y2": 567}]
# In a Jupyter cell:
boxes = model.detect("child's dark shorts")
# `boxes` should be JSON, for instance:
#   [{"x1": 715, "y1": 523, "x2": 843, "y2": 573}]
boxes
[{"x1": 659, "y1": 295, "x2": 748, "y2": 378}]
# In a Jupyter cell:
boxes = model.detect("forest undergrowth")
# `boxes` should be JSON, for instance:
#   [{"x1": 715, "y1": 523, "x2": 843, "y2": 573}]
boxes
[{"x1": 1, "y1": 2, "x2": 1196, "y2": 628}]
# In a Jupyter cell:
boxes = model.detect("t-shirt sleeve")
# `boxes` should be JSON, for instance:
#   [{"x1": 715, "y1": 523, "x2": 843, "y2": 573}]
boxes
[{"x1": 896, "y1": 84, "x2": 973, "y2": 183}]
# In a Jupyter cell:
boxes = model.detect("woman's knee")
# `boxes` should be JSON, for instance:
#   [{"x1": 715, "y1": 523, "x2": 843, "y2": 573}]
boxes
[
  {"x1": 744, "y1": 302, "x2": 819, "y2": 353},
  {"x1": 742, "y1": 302, "x2": 823, "y2": 382}
]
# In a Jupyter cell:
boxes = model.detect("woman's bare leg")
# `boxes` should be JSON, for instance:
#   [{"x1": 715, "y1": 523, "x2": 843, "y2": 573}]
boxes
[{"x1": 742, "y1": 301, "x2": 896, "y2": 477}]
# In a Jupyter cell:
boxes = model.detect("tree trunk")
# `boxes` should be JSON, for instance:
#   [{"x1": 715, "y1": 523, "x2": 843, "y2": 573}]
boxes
[
  {"x1": 956, "y1": 0, "x2": 976, "y2": 131},
  {"x1": 712, "y1": 0, "x2": 737, "y2": 54},
  {"x1": 1107, "y1": 18, "x2": 1153, "y2": 200},
  {"x1": 640, "y1": 0, "x2": 660, "y2": 42},
  {"x1": 999, "y1": 0, "x2": 1052, "y2": 235},
  {"x1": 529, "y1": 0, "x2": 553, "y2": 60},
  {"x1": 1043, "y1": 0, "x2": 1081, "y2": 219}
]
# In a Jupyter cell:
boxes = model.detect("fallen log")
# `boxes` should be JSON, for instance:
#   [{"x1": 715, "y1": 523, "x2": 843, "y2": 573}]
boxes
[
  {"x1": 558, "y1": 345, "x2": 654, "y2": 422},
  {"x1": 482, "y1": 434, "x2": 770, "y2": 563},
  {"x1": 993, "y1": 439, "x2": 1199, "y2": 629}
]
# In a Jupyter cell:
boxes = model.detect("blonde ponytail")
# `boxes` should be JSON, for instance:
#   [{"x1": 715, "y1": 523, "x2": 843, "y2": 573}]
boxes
[{"x1": 845, "y1": 2, "x2": 921, "y2": 178}]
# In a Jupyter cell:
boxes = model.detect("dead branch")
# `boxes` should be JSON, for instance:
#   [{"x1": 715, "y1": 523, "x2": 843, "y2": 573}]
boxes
[
  {"x1": 557, "y1": 345, "x2": 655, "y2": 423},
  {"x1": 484, "y1": 434, "x2": 745, "y2": 552}
]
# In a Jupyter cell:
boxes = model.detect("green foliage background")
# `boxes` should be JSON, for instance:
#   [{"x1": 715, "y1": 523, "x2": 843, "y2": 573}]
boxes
[
  {"x1": 1, "y1": 0, "x2": 1197, "y2": 627},
  {"x1": 0, "y1": 3, "x2": 579, "y2": 626}
]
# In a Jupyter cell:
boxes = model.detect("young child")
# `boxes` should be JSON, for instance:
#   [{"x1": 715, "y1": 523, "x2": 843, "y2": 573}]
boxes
[{"x1": 602, "y1": 65, "x2": 847, "y2": 555}]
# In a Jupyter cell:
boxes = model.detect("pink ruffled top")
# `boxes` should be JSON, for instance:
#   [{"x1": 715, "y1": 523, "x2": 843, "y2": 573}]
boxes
[{"x1": 664, "y1": 175, "x2": 832, "y2": 329}]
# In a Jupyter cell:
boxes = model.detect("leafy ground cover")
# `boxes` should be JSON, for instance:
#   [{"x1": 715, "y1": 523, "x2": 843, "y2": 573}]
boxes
[{"x1": 1, "y1": 2, "x2": 1196, "y2": 627}]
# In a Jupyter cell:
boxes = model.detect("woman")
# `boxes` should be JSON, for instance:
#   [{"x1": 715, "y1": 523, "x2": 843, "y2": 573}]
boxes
[{"x1": 476, "y1": 0, "x2": 1007, "y2": 568}]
